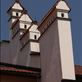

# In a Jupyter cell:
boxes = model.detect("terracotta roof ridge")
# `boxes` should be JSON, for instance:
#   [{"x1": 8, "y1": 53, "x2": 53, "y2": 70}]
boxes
[
  {"x1": 75, "y1": 65, "x2": 82, "y2": 66},
  {"x1": 0, "y1": 62, "x2": 41, "y2": 72},
  {"x1": 75, "y1": 64, "x2": 82, "y2": 75}
]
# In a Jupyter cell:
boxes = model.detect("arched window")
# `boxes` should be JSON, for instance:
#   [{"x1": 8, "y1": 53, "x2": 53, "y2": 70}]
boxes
[
  {"x1": 16, "y1": 12, "x2": 19, "y2": 16},
  {"x1": 24, "y1": 25, "x2": 27, "y2": 29},
  {"x1": 34, "y1": 35, "x2": 37, "y2": 40},
  {"x1": 61, "y1": 13, "x2": 64, "y2": 18}
]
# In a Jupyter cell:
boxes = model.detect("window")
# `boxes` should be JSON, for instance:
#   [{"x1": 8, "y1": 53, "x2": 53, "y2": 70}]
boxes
[
  {"x1": 24, "y1": 25, "x2": 27, "y2": 29},
  {"x1": 34, "y1": 35, "x2": 37, "y2": 40},
  {"x1": 16, "y1": 12, "x2": 19, "y2": 16},
  {"x1": 61, "y1": 13, "x2": 64, "y2": 18}
]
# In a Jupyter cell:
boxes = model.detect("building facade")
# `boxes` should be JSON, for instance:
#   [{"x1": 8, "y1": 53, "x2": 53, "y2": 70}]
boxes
[{"x1": 0, "y1": 0, "x2": 82, "y2": 82}]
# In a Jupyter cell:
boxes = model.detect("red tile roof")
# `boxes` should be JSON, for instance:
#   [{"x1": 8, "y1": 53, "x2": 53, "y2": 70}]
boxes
[
  {"x1": 0, "y1": 67, "x2": 37, "y2": 74},
  {"x1": 0, "y1": 63, "x2": 40, "y2": 75},
  {"x1": 75, "y1": 65, "x2": 82, "y2": 75}
]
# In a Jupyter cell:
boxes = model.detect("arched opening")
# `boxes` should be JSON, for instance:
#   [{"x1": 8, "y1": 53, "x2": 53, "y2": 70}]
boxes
[
  {"x1": 61, "y1": 13, "x2": 64, "y2": 18},
  {"x1": 34, "y1": 35, "x2": 37, "y2": 40},
  {"x1": 16, "y1": 12, "x2": 19, "y2": 16},
  {"x1": 24, "y1": 25, "x2": 27, "y2": 29}
]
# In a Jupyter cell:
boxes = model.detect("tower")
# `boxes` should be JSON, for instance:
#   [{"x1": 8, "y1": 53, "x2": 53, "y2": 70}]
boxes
[
  {"x1": 7, "y1": 0, "x2": 33, "y2": 64},
  {"x1": 38, "y1": 0, "x2": 75, "y2": 82},
  {"x1": 7, "y1": 0, "x2": 24, "y2": 27},
  {"x1": 17, "y1": 21, "x2": 41, "y2": 68},
  {"x1": 7, "y1": 0, "x2": 33, "y2": 37},
  {"x1": 56, "y1": 0, "x2": 75, "y2": 80},
  {"x1": 7, "y1": 0, "x2": 40, "y2": 67}
]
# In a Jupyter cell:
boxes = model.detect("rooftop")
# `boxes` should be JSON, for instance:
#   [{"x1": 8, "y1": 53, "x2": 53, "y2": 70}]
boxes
[{"x1": 75, "y1": 65, "x2": 82, "y2": 75}]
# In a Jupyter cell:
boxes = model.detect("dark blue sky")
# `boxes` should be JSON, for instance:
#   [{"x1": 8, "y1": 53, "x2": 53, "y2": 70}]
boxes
[{"x1": 1, "y1": 0, "x2": 82, "y2": 65}]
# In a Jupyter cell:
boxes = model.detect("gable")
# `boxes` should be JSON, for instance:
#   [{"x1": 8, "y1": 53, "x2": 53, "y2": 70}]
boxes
[
  {"x1": 12, "y1": 2, "x2": 23, "y2": 10},
  {"x1": 29, "y1": 24, "x2": 39, "y2": 32},
  {"x1": 20, "y1": 14, "x2": 32, "y2": 22},
  {"x1": 56, "y1": 1, "x2": 70, "y2": 11}
]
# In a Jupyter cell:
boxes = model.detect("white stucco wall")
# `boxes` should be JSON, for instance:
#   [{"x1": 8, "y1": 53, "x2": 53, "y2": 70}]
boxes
[
  {"x1": 12, "y1": 11, "x2": 21, "y2": 17},
  {"x1": 57, "y1": 12, "x2": 69, "y2": 18},
  {"x1": 58, "y1": 20, "x2": 75, "y2": 80},
  {"x1": 29, "y1": 32, "x2": 40, "y2": 40},
  {"x1": 19, "y1": 22, "x2": 31, "y2": 29}
]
